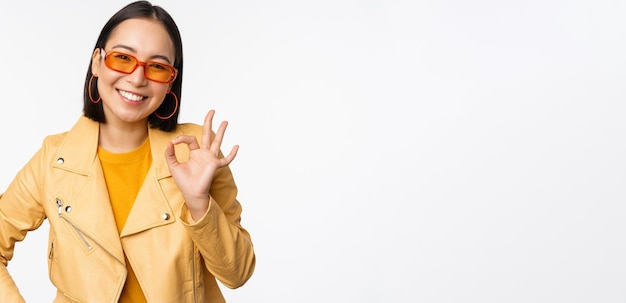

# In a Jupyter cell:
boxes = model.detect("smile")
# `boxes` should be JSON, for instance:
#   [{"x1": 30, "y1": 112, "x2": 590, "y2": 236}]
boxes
[{"x1": 118, "y1": 89, "x2": 146, "y2": 102}]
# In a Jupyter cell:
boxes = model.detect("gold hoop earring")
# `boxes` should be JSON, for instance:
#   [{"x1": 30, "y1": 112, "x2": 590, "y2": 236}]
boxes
[
  {"x1": 88, "y1": 75, "x2": 101, "y2": 103},
  {"x1": 155, "y1": 91, "x2": 179, "y2": 120}
]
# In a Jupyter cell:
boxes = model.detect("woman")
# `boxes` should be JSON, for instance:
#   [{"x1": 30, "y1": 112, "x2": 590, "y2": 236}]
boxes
[{"x1": 0, "y1": 1, "x2": 255, "y2": 302}]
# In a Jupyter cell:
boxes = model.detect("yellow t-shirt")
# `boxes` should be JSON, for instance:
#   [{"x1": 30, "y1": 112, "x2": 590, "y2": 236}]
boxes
[{"x1": 98, "y1": 139, "x2": 151, "y2": 303}]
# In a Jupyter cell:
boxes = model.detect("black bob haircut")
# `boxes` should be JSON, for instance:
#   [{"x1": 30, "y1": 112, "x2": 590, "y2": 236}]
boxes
[{"x1": 82, "y1": 0, "x2": 183, "y2": 132}]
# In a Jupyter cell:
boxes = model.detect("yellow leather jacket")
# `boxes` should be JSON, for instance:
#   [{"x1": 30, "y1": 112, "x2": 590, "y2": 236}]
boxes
[{"x1": 0, "y1": 116, "x2": 255, "y2": 302}]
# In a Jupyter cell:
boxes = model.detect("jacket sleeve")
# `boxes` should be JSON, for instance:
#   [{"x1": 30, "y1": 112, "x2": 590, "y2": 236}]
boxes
[
  {"x1": 0, "y1": 262, "x2": 26, "y2": 302},
  {"x1": 0, "y1": 144, "x2": 48, "y2": 302},
  {"x1": 179, "y1": 162, "x2": 256, "y2": 289}
]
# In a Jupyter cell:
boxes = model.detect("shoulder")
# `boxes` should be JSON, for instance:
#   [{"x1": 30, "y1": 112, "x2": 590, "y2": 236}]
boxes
[
  {"x1": 42, "y1": 131, "x2": 70, "y2": 149},
  {"x1": 34, "y1": 131, "x2": 70, "y2": 160},
  {"x1": 42, "y1": 115, "x2": 97, "y2": 150},
  {"x1": 175, "y1": 123, "x2": 205, "y2": 137},
  {"x1": 150, "y1": 123, "x2": 205, "y2": 142},
  {"x1": 32, "y1": 116, "x2": 99, "y2": 169}
]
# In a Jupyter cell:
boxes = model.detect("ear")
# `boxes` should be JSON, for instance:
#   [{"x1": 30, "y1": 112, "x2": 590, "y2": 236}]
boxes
[{"x1": 91, "y1": 48, "x2": 102, "y2": 76}]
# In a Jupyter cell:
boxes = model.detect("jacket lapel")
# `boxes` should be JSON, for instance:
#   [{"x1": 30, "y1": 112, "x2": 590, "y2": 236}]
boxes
[
  {"x1": 51, "y1": 116, "x2": 125, "y2": 264},
  {"x1": 119, "y1": 125, "x2": 188, "y2": 237}
]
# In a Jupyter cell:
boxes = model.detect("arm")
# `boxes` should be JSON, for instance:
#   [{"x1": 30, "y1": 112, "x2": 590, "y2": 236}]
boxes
[
  {"x1": 0, "y1": 261, "x2": 26, "y2": 302},
  {"x1": 0, "y1": 144, "x2": 48, "y2": 302},
  {"x1": 180, "y1": 165, "x2": 255, "y2": 289},
  {"x1": 165, "y1": 110, "x2": 255, "y2": 288}
]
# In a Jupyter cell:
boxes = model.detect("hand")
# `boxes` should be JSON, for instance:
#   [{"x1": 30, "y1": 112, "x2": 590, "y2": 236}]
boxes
[{"x1": 165, "y1": 110, "x2": 239, "y2": 219}]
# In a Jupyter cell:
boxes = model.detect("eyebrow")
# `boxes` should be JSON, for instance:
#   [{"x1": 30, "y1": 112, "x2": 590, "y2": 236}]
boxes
[{"x1": 110, "y1": 44, "x2": 173, "y2": 64}]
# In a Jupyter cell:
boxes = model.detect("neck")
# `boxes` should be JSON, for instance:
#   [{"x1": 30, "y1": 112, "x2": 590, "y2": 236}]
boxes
[{"x1": 98, "y1": 120, "x2": 149, "y2": 153}]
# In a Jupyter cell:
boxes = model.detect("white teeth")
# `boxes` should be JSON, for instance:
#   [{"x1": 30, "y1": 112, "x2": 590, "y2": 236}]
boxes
[{"x1": 119, "y1": 90, "x2": 145, "y2": 101}]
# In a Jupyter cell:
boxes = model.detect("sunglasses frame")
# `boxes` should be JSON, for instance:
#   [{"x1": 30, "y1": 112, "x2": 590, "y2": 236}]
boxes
[{"x1": 100, "y1": 49, "x2": 178, "y2": 84}]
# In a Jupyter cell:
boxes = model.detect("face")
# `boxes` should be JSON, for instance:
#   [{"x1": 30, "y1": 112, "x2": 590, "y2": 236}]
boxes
[{"x1": 91, "y1": 18, "x2": 175, "y2": 127}]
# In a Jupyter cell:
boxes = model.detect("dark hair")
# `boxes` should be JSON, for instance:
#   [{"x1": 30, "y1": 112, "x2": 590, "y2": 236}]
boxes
[{"x1": 83, "y1": 0, "x2": 183, "y2": 132}]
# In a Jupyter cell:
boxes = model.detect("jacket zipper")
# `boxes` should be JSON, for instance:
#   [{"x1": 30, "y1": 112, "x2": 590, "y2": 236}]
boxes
[
  {"x1": 49, "y1": 241, "x2": 54, "y2": 259},
  {"x1": 56, "y1": 199, "x2": 92, "y2": 250},
  {"x1": 55, "y1": 198, "x2": 127, "y2": 302}
]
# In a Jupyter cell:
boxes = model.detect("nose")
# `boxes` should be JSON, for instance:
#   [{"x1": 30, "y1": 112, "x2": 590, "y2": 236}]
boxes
[{"x1": 126, "y1": 63, "x2": 149, "y2": 86}]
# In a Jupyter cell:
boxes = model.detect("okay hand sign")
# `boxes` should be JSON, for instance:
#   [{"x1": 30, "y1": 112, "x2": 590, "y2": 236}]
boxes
[{"x1": 165, "y1": 110, "x2": 239, "y2": 219}]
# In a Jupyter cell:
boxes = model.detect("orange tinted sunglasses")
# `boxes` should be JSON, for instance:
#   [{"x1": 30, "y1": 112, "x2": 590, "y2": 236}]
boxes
[{"x1": 101, "y1": 49, "x2": 178, "y2": 84}]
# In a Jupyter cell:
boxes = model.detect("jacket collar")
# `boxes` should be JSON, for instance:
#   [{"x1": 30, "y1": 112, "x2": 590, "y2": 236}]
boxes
[
  {"x1": 51, "y1": 116, "x2": 100, "y2": 175},
  {"x1": 52, "y1": 116, "x2": 179, "y2": 179}
]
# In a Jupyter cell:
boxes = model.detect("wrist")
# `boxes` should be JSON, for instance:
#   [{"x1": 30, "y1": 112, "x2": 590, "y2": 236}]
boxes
[{"x1": 185, "y1": 197, "x2": 209, "y2": 221}]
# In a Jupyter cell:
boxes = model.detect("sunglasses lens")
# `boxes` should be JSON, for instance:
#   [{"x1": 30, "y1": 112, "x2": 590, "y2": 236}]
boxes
[
  {"x1": 106, "y1": 52, "x2": 137, "y2": 73},
  {"x1": 105, "y1": 51, "x2": 176, "y2": 83},
  {"x1": 145, "y1": 63, "x2": 176, "y2": 83}
]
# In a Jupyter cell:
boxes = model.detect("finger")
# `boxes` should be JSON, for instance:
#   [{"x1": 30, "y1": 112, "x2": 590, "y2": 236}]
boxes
[
  {"x1": 201, "y1": 110, "x2": 215, "y2": 150},
  {"x1": 221, "y1": 144, "x2": 239, "y2": 166},
  {"x1": 170, "y1": 135, "x2": 201, "y2": 150},
  {"x1": 164, "y1": 141, "x2": 179, "y2": 167},
  {"x1": 210, "y1": 121, "x2": 229, "y2": 153}
]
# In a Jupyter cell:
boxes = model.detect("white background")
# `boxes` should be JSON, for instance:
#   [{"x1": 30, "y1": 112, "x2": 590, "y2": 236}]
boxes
[{"x1": 1, "y1": 0, "x2": 626, "y2": 302}]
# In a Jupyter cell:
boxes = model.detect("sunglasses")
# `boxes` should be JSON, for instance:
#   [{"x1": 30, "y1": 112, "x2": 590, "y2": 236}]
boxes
[{"x1": 101, "y1": 49, "x2": 178, "y2": 83}]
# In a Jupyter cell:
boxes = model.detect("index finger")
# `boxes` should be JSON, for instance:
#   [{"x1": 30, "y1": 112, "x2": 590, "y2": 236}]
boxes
[{"x1": 201, "y1": 109, "x2": 215, "y2": 149}]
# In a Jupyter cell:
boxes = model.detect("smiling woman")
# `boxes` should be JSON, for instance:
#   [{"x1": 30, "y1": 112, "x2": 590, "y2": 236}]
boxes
[
  {"x1": 0, "y1": 1, "x2": 255, "y2": 302},
  {"x1": 4, "y1": 0, "x2": 626, "y2": 302}
]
